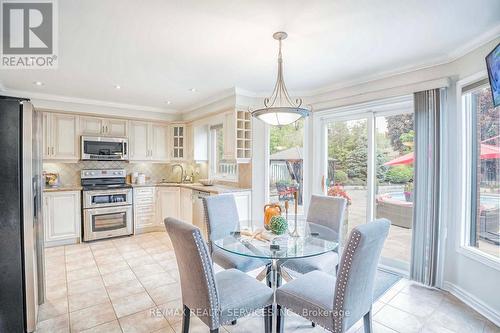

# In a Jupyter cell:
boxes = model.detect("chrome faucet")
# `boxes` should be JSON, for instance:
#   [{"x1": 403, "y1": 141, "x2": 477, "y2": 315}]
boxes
[{"x1": 171, "y1": 164, "x2": 184, "y2": 183}]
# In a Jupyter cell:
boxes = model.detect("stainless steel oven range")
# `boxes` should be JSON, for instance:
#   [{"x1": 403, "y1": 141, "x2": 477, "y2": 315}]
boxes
[{"x1": 81, "y1": 169, "x2": 133, "y2": 241}]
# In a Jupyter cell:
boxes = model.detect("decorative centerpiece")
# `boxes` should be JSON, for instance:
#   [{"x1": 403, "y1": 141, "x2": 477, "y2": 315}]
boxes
[{"x1": 270, "y1": 215, "x2": 288, "y2": 235}]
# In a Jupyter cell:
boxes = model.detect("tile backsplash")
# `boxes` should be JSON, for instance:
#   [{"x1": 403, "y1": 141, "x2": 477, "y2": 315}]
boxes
[{"x1": 43, "y1": 161, "x2": 208, "y2": 185}]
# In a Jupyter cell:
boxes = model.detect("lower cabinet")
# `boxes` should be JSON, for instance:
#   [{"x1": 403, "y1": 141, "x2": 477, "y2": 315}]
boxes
[
  {"x1": 43, "y1": 191, "x2": 81, "y2": 247},
  {"x1": 133, "y1": 187, "x2": 157, "y2": 233},
  {"x1": 222, "y1": 191, "x2": 252, "y2": 229},
  {"x1": 179, "y1": 188, "x2": 193, "y2": 223},
  {"x1": 156, "y1": 187, "x2": 180, "y2": 225}
]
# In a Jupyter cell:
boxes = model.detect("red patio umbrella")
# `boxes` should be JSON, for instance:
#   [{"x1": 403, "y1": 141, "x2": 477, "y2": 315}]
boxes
[{"x1": 384, "y1": 144, "x2": 500, "y2": 166}]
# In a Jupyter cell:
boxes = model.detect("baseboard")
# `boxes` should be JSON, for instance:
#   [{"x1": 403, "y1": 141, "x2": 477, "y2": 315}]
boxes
[{"x1": 442, "y1": 281, "x2": 500, "y2": 327}]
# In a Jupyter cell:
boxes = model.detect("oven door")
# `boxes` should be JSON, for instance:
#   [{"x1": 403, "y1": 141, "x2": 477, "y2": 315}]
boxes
[
  {"x1": 83, "y1": 189, "x2": 132, "y2": 209},
  {"x1": 81, "y1": 136, "x2": 128, "y2": 160},
  {"x1": 83, "y1": 206, "x2": 133, "y2": 241}
]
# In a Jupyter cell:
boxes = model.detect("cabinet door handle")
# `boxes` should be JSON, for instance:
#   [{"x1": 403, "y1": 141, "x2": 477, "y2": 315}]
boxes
[
  {"x1": 47, "y1": 147, "x2": 50, "y2": 155},
  {"x1": 51, "y1": 147, "x2": 54, "y2": 155}
]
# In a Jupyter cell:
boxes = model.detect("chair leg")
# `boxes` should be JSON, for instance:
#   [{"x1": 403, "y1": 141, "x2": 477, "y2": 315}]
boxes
[
  {"x1": 182, "y1": 305, "x2": 190, "y2": 333},
  {"x1": 363, "y1": 310, "x2": 373, "y2": 333},
  {"x1": 264, "y1": 305, "x2": 273, "y2": 333},
  {"x1": 276, "y1": 305, "x2": 285, "y2": 333},
  {"x1": 311, "y1": 322, "x2": 316, "y2": 327},
  {"x1": 231, "y1": 320, "x2": 237, "y2": 325},
  {"x1": 210, "y1": 330, "x2": 219, "y2": 333}
]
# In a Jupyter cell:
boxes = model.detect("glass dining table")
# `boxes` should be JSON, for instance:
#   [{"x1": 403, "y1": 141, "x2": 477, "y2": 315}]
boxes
[{"x1": 213, "y1": 220, "x2": 338, "y2": 332}]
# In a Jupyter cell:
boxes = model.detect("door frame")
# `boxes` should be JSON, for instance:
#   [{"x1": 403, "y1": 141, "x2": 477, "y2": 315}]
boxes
[{"x1": 315, "y1": 95, "x2": 414, "y2": 273}]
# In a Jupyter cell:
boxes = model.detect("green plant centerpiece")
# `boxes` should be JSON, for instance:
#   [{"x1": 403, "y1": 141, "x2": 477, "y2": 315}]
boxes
[{"x1": 270, "y1": 215, "x2": 288, "y2": 235}]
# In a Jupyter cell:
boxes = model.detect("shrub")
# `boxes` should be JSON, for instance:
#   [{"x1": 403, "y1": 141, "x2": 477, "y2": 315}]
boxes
[
  {"x1": 334, "y1": 170, "x2": 348, "y2": 183},
  {"x1": 385, "y1": 166, "x2": 413, "y2": 184}
]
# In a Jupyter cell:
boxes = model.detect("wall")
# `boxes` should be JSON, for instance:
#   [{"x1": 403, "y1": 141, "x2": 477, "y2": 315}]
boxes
[
  {"x1": 304, "y1": 37, "x2": 500, "y2": 324},
  {"x1": 43, "y1": 161, "x2": 207, "y2": 186}
]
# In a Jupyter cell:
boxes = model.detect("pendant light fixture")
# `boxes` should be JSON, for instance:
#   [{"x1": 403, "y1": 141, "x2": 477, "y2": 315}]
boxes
[{"x1": 251, "y1": 32, "x2": 310, "y2": 126}]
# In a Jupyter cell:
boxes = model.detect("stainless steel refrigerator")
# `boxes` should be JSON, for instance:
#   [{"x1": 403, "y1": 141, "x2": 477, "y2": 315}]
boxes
[{"x1": 0, "y1": 96, "x2": 45, "y2": 332}]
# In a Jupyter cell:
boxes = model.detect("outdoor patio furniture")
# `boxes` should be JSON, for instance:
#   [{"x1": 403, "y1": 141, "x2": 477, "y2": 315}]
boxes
[{"x1": 376, "y1": 197, "x2": 413, "y2": 229}]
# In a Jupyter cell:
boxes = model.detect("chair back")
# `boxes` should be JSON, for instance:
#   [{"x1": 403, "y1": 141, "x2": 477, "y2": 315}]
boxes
[
  {"x1": 332, "y1": 219, "x2": 390, "y2": 332},
  {"x1": 164, "y1": 217, "x2": 221, "y2": 329},
  {"x1": 307, "y1": 195, "x2": 347, "y2": 241},
  {"x1": 203, "y1": 195, "x2": 240, "y2": 252}
]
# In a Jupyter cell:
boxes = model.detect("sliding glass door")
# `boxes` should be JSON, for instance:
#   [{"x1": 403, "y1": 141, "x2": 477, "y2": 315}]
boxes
[{"x1": 323, "y1": 103, "x2": 414, "y2": 272}]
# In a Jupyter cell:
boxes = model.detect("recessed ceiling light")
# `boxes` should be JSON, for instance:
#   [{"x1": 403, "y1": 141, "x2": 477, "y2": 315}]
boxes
[
  {"x1": 114, "y1": 84, "x2": 121, "y2": 90},
  {"x1": 33, "y1": 81, "x2": 44, "y2": 86},
  {"x1": 189, "y1": 88, "x2": 197, "y2": 92},
  {"x1": 166, "y1": 101, "x2": 172, "y2": 105}
]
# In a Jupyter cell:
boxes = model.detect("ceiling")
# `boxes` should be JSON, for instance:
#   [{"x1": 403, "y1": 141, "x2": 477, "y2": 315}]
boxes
[{"x1": 1, "y1": 0, "x2": 499, "y2": 113}]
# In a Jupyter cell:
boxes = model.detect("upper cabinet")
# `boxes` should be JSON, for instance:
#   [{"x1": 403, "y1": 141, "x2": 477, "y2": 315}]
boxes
[
  {"x1": 222, "y1": 109, "x2": 251, "y2": 163},
  {"x1": 42, "y1": 112, "x2": 79, "y2": 161},
  {"x1": 80, "y1": 116, "x2": 127, "y2": 137},
  {"x1": 170, "y1": 124, "x2": 185, "y2": 160},
  {"x1": 129, "y1": 121, "x2": 169, "y2": 162},
  {"x1": 192, "y1": 125, "x2": 208, "y2": 161}
]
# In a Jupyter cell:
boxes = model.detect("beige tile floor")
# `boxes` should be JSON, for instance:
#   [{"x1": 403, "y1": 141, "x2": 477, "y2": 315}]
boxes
[{"x1": 37, "y1": 231, "x2": 499, "y2": 333}]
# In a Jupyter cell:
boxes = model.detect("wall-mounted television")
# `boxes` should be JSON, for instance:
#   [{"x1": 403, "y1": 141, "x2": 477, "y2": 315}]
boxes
[{"x1": 486, "y1": 42, "x2": 500, "y2": 107}]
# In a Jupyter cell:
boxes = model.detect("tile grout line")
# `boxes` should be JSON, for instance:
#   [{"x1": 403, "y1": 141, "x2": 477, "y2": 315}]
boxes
[{"x1": 130, "y1": 232, "x2": 178, "y2": 332}]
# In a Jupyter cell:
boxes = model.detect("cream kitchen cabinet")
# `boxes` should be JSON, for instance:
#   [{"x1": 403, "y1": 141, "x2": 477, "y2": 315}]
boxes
[
  {"x1": 80, "y1": 116, "x2": 127, "y2": 137},
  {"x1": 42, "y1": 112, "x2": 79, "y2": 161},
  {"x1": 221, "y1": 191, "x2": 252, "y2": 229},
  {"x1": 170, "y1": 124, "x2": 186, "y2": 160},
  {"x1": 222, "y1": 109, "x2": 251, "y2": 163},
  {"x1": 43, "y1": 191, "x2": 81, "y2": 247},
  {"x1": 133, "y1": 187, "x2": 157, "y2": 233},
  {"x1": 156, "y1": 187, "x2": 180, "y2": 224},
  {"x1": 179, "y1": 187, "x2": 193, "y2": 223},
  {"x1": 129, "y1": 121, "x2": 169, "y2": 162}
]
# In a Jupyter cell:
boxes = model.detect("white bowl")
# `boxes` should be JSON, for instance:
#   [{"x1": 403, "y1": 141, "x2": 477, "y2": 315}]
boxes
[{"x1": 199, "y1": 179, "x2": 214, "y2": 186}]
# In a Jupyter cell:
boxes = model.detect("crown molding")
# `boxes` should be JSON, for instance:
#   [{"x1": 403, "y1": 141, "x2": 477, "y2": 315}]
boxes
[{"x1": 0, "y1": 88, "x2": 179, "y2": 115}]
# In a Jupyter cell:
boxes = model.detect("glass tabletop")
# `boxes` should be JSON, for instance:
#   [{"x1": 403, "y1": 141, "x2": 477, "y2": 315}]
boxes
[{"x1": 213, "y1": 221, "x2": 339, "y2": 260}]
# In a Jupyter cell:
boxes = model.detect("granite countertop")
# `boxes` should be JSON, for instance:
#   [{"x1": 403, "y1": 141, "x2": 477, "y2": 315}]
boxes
[
  {"x1": 131, "y1": 182, "x2": 250, "y2": 194},
  {"x1": 43, "y1": 185, "x2": 83, "y2": 192},
  {"x1": 42, "y1": 182, "x2": 250, "y2": 194}
]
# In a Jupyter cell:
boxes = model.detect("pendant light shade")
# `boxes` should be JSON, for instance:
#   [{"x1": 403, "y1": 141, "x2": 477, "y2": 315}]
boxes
[{"x1": 251, "y1": 32, "x2": 310, "y2": 126}]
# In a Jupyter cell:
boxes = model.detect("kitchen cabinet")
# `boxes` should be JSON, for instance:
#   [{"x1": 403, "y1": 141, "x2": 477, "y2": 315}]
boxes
[
  {"x1": 170, "y1": 124, "x2": 185, "y2": 160},
  {"x1": 43, "y1": 191, "x2": 81, "y2": 247},
  {"x1": 179, "y1": 188, "x2": 193, "y2": 223},
  {"x1": 192, "y1": 124, "x2": 208, "y2": 161},
  {"x1": 129, "y1": 121, "x2": 169, "y2": 162},
  {"x1": 151, "y1": 124, "x2": 170, "y2": 161},
  {"x1": 42, "y1": 112, "x2": 79, "y2": 161},
  {"x1": 157, "y1": 187, "x2": 180, "y2": 224},
  {"x1": 222, "y1": 109, "x2": 251, "y2": 163},
  {"x1": 80, "y1": 116, "x2": 127, "y2": 137},
  {"x1": 134, "y1": 187, "x2": 157, "y2": 233},
  {"x1": 221, "y1": 191, "x2": 252, "y2": 229}
]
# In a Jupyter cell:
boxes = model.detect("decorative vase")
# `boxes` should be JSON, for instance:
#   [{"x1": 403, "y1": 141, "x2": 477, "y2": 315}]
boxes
[{"x1": 264, "y1": 204, "x2": 282, "y2": 230}]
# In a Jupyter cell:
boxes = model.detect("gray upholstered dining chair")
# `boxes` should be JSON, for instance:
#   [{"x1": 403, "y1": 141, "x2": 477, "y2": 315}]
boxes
[
  {"x1": 164, "y1": 217, "x2": 274, "y2": 333},
  {"x1": 282, "y1": 195, "x2": 347, "y2": 275},
  {"x1": 276, "y1": 219, "x2": 390, "y2": 333},
  {"x1": 203, "y1": 195, "x2": 266, "y2": 272}
]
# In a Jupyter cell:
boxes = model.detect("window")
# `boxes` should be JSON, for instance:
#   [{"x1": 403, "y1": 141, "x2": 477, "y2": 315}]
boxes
[
  {"x1": 210, "y1": 125, "x2": 237, "y2": 181},
  {"x1": 268, "y1": 118, "x2": 305, "y2": 216},
  {"x1": 463, "y1": 81, "x2": 500, "y2": 260}
]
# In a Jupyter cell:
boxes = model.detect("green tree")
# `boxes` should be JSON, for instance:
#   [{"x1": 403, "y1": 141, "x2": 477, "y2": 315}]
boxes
[
  {"x1": 269, "y1": 119, "x2": 304, "y2": 154},
  {"x1": 386, "y1": 114, "x2": 414, "y2": 154}
]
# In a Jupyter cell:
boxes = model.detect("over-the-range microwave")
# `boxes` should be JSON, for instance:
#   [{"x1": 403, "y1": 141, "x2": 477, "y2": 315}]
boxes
[{"x1": 81, "y1": 136, "x2": 128, "y2": 161}]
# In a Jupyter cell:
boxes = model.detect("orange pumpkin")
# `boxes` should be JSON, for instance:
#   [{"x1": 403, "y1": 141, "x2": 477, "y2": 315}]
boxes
[{"x1": 264, "y1": 204, "x2": 282, "y2": 230}]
